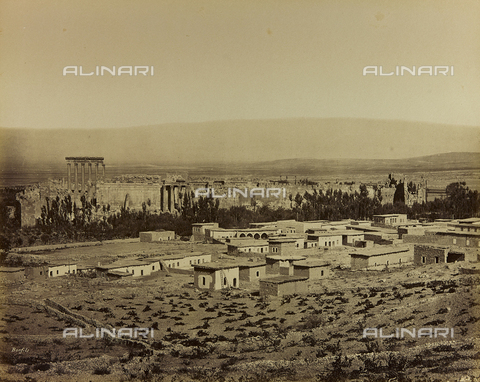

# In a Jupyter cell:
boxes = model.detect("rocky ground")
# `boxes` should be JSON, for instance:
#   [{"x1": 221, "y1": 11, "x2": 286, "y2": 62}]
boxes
[{"x1": 1, "y1": 240, "x2": 479, "y2": 382}]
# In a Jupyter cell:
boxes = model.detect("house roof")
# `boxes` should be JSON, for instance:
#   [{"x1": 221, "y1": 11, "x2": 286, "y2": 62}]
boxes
[
  {"x1": 96, "y1": 260, "x2": 147, "y2": 270},
  {"x1": 138, "y1": 252, "x2": 207, "y2": 262},
  {"x1": 308, "y1": 232, "x2": 343, "y2": 238},
  {"x1": 0, "y1": 267, "x2": 25, "y2": 272},
  {"x1": 107, "y1": 270, "x2": 133, "y2": 277},
  {"x1": 139, "y1": 230, "x2": 175, "y2": 234},
  {"x1": 266, "y1": 255, "x2": 307, "y2": 261},
  {"x1": 268, "y1": 237, "x2": 298, "y2": 243},
  {"x1": 227, "y1": 240, "x2": 269, "y2": 248},
  {"x1": 293, "y1": 260, "x2": 330, "y2": 268},
  {"x1": 435, "y1": 230, "x2": 480, "y2": 237},
  {"x1": 237, "y1": 262, "x2": 267, "y2": 269},
  {"x1": 269, "y1": 234, "x2": 304, "y2": 239},
  {"x1": 350, "y1": 246, "x2": 410, "y2": 258},
  {"x1": 48, "y1": 263, "x2": 77, "y2": 267},
  {"x1": 259, "y1": 275, "x2": 308, "y2": 284},
  {"x1": 373, "y1": 214, "x2": 406, "y2": 218},
  {"x1": 456, "y1": 218, "x2": 480, "y2": 224},
  {"x1": 193, "y1": 262, "x2": 239, "y2": 271}
]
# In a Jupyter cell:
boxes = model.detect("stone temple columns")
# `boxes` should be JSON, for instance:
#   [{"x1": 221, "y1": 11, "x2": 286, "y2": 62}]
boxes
[{"x1": 65, "y1": 157, "x2": 105, "y2": 193}]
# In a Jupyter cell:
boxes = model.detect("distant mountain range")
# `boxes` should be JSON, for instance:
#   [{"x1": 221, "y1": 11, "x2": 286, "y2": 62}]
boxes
[
  {"x1": 1, "y1": 118, "x2": 479, "y2": 169},
  {"x1": 241, "y1": 152, "x2": 480, "y2": 176}
]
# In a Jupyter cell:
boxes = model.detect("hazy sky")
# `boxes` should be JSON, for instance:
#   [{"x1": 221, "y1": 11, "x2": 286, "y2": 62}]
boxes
[{"x1": 0, "y1": 0, "x2": 479, "y2": 163}]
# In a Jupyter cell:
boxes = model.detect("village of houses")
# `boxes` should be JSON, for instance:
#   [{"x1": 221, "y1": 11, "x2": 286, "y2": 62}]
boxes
[
  {"x1": 3, "y1": 214, "x2": 480, "y2": 293},
  {"x1": 2, "y1": 214, "x2": 480, "y2": 381}
]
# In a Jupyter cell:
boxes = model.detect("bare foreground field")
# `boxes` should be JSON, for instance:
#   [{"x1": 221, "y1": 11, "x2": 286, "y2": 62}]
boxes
[{"x1": 1, "y1": 240, "x2": 479, "y2": 382}]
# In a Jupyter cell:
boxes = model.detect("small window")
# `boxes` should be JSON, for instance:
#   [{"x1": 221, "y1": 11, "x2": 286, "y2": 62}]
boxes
[
  {"x1": 56, "y1": 270, "x2": 59, "y2": 274},
  {"x1": 132, "y1": 270, "x2": 135, "y2": 274},
  {"x1": 152, "y1": 266, "x2": 155, "y2": 270},
  {"x1": 224, "y1": 277, "x2": 227, "y2": 286},
  {"x1": 141, "y1": 270, "x2": 144, "y2": 276},
  {"x1": 256, "y1": 271, "x2": 260, "y2": 277},
  {"x1": 421, "y1": 256, "x2": 426, "y2": 264},
  {"x1": 435, "y1": 257, "x2": 439, "y2": 264},
  {"x1": 321, "y1": 270, "x2": 324, "y2": 276},
  {"x1": 50, "y1": 271, "x2": 53, "y2": 276},
  {"x1": 202, "y1": 277, "x2": 206, "y2": 286},
  {"x1": 40, "y1": 271, "x2": 42, "y2": 275},
  {"x1": 177, "y1": 262, "x2": 180, "y2": 267}
]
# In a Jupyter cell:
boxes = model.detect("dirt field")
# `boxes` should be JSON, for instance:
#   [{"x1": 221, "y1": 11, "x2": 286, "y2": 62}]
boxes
[{"x1": 1, "y1": 240, "x2": 479, "y2": 382}]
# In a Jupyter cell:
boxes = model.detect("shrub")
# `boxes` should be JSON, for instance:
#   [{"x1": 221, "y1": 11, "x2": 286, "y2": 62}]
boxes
[
  {"x1": 301, "y1": 313, "x2": 324, "y2": 329},
  {"x1": 92, "y1": 366, "x2": 111, "y2": 375}
]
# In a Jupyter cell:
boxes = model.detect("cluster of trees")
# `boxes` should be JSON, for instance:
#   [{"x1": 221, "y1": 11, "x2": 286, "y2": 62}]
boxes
[
  {"x1": 290, "y1": 185, "x2": 382, "y2": 221},
  {"x1": 0, "y1": 181, "x2": 478, "y2": 251}
]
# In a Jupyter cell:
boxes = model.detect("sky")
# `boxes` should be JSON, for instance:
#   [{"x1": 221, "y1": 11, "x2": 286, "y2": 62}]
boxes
[{"x1": 0, "y1": 0, "x2": 479, "y2": 163}]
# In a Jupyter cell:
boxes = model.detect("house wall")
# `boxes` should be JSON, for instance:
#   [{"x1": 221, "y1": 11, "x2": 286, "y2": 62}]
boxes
[
  {"x1": 294, "y1": 238, "x2": 305, "y2": 249},
  {"x1": 99, "y1": 263, "x2": 152, "y2": 277},
  {"x1": 269, "y1": 242, "x2": 296, "y2": 256},
  {"x1": 351, "y1": 250, "x2": 412, "y2": 270},
  {"x1": 342, "y1": 234, "x2": 364, "y2": 246},
  {"x1": 317, "y1": 235, "x2": 342, "y2": 247},
  {"x1": 373, "y1": 215, "x2": 407, "y2": 227},
  {"x1": 260, "y1": 279, "x2": 308, "y2": 296},
  {"x1": 305, "y1": 241, "x2": 318, "y2": 248},
  {"x1": 350, "y1": 256, "x2": 369, "y2": 270},
  {"x1": 48, "y1": 264, "x2": 77, "y2": 277},
  {"x1": 414, "y1": 245, "x2": 448, "y2": 265},
  {"x1": 355, "y1": 240, "x2": 374, "y2": 248},
  {"x1": 266, "y1": 258, "x2": 280, "y2": 274},
  {"x1": 213, "y1": 267, "x2": 240, "y2": 289},
  {"x1": 366, "y1": 251, "x2": 412, "y2": 268},
  {"x1": 239, "y1": 265, "x2": 266, "y2": 282},
  {"x1": 398, "y1": 227, "x2": 425, "y2": 238},
  {"x1": 193, "y1": 223, "x2": 219, "y2": 241},
  {"x1": 279, "y1": 266, "x2": 294, "y2": 276},
  {"x1": 294, "y1": 266, "x2": 330, "y2": 279},
  {"x1": 145, "y1": 261, "x2": 161, "y2": 272},
  {"x1": 139, "y1": 231, "x2": 175, "y2": 242},
  {"x1": 403, "y1": 233, "x2": 480, "y2": 248},
  {"x1": 453, "y1": 224, "x2": 480, "y2": 233},
  {"x1": 229, "y1": 245, "x2": 269, "y2": 254},
  {"x1": 194, "y1": 270, "x2": 214, "y2": 290},
  {"x1": 260, "y1": 281, "x2": 280, "y2": 296},
  {"x1": 25, "y1": 266, "x2": 48, "y2": 280},
  {"x1": 163, "y1": 254, "x2": 211, "y2": 269},
  {"x1": 278, "y1": 280, "x2": 308, "y2": 295}
]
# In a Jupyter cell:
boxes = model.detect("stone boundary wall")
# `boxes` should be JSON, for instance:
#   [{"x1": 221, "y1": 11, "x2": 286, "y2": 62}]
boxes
[{"x1": 33, "y1": 299, "x2": 154, "y2": 351}]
